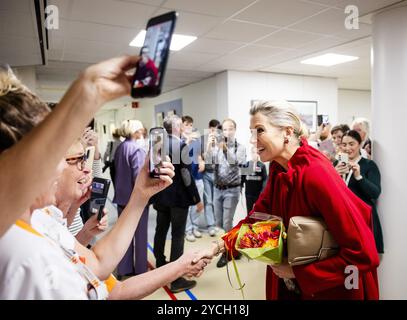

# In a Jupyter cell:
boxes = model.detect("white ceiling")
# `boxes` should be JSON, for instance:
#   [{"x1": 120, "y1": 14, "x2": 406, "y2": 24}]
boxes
[
  {"x1": 30, "y1": 0, "x2": 405, "y2": 96},
  {"x1": 0, "y1": 0, "x2": 43, "y2": 66}
]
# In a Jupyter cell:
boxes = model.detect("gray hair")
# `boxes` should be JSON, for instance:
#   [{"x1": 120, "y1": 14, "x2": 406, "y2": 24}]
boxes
[
  {"x1": 351, "y1": 117, "x2": 370, "y2": 137},
  {"x1": 250, "y1": 100, "x2": 307, "y2": 139},
  {"x1": 163, "y1": 114, "x2": 181, "y2": 134}
]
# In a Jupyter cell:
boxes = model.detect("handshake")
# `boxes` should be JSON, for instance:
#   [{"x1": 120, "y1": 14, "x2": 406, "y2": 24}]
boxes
[{"x1": 178, "y1": 240, "x2": 225, "y2": 278}]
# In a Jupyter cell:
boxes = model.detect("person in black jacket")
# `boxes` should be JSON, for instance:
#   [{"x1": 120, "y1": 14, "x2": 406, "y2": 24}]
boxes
[
  {"x1": 334, "y1": 130, "x2": 384, "y2": 254},
  {"x1": 151, "y1": 114, "x2": 202, "y2": 293},
  {"x1": 241, "y1": 150, "x2": 268, "y2": 214}
]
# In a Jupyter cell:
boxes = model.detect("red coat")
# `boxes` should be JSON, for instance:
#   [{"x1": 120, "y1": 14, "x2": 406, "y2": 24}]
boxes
[{"x1": 249, "y1": 139, "x2": 380, "y2": 300}]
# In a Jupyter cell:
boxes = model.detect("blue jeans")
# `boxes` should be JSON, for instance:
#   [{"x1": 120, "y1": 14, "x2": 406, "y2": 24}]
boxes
[
  {"x1": 202, "y1": 171, "x2": 216, "y2": 229},
  {"x1": 186, "y1": 179, "x2": 204, "y2": 233},
  {"x1": 214, "y1": 186, "x2": 240, "y2": 232}
]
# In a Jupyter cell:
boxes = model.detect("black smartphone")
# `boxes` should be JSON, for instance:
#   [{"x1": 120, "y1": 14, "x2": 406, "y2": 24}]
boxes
[
  {"x1": 149, "y1": 127, "x2": 167, "y2": 178},
  {"x1": 131, "y1": 11, "x2": 178, "y2": 98},
  {"x1": 317, "y1": 114, "x2": 329, "y2": 127},
  {"x1": 90, "y1": 177, "x2": 111, "y2": 221}
]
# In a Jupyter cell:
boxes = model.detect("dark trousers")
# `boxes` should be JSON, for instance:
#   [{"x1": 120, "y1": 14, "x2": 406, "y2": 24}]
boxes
[
  {"x1": 153, "y1": 204, "x2": 189, "y2": 267},
  {"x1": 116, "y1": 204, "x2": 149, "y2": 276},
  {"x1": 246, "y1": 195, "x2": 258, "y2": 215}
]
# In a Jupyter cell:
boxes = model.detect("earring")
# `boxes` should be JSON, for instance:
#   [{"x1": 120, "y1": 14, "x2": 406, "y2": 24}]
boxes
[{"x1": 284, "y1": 137, "x2": 289, "y2": 144}]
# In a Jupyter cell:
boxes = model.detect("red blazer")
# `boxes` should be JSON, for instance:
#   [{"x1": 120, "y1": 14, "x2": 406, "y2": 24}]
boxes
[{"x1": 248, "y1": 139, "x2": 379, "y2": 300}]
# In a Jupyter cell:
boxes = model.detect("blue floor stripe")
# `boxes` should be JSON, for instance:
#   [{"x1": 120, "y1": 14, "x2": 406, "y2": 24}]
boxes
[
  {"x1": 147, "y1": 242, "x2": 197, "y2": 300},
  {"x1": 184, "y1": 288, "x2": 197, "y2": 300},
  {"x1": 147, "y1": 242, "x2": 154, "y2": 254}
]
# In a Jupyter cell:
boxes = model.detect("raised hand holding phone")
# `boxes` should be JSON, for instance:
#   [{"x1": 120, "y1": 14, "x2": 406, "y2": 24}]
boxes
[{"x1": 131, "y1": 156, "x2": 175, "y2": 202}]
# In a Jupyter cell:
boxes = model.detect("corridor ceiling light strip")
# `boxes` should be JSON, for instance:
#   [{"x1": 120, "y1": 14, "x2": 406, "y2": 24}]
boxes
[
  {"x1": 129, "y1": 30, "x2": 197, "y2": 51},
  {"x1": 301, "y1": 53, "x2": 359, "y2": 66}
]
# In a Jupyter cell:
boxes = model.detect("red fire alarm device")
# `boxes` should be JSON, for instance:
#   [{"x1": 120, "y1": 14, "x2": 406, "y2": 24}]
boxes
[{"x1": 132, "y1": 101, "x2": 139, "y2": 109}]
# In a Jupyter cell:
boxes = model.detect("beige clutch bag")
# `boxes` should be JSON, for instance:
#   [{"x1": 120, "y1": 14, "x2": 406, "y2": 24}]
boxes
[{"x1": 287, "y1": 216, "x2": 339, "y2": 266}]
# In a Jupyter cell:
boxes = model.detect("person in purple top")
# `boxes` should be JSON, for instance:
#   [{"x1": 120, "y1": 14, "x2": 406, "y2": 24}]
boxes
[{"x1": 113, "y1": 119, "x2": 148, "y2": 278}]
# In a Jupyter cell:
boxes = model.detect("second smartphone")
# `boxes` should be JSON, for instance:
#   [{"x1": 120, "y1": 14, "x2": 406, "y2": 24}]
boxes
[{"x1": 90, "y1": 177, "x2": 111, "y2": 221}]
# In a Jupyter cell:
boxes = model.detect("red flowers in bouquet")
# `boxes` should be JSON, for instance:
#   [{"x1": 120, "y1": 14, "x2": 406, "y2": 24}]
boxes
[{"x1": 238, "y1": 222, "x2": 281, "y2": 249}]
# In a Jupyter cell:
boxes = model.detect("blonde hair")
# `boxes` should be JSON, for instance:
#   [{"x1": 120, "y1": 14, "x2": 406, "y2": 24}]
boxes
[
  {"x1": 0, "y1": 68, "x2": 50, "y2": 152},
  {"x1": 112, "y1": 128, "x2": 120, "y2": 139},
  {"x1": 118, "y1": 120, "x2": 144, "y2": 139},
  {"x1": 250, "y1": 100, "x2": 307, "y2": 139}
]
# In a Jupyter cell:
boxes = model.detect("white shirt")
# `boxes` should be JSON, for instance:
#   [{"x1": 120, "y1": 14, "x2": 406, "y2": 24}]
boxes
[{"x1": 0, "y1": 208, "x2": 108, "y2": 300}]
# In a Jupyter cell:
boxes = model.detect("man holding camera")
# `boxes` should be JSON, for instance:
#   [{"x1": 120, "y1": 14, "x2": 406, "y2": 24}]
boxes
[{"x1": 205, "y1": 119, "x2": 246, "y2": 268}]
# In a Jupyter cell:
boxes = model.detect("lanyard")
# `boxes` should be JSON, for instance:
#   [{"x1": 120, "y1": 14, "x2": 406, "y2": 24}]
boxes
[
  {"x1": 40, "y1": 208, "x2": 108, "y2": 300},
  {"x1": 344, "y1": 169, "x2": 353, "y2": 186},
  {"x1": 343, "y1": 156, "x2": 361, "y2": 186}
]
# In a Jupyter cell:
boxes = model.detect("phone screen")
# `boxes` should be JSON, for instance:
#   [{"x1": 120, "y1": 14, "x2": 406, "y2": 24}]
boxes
[
  {"x1": 149, "y1": 128, "x2": 165, "y2": 177},
  {"x1": 132, "y1": 12, "x2": 177, "y2": 98},
  {"x1": 92, "y1": 181, "x2": 105, "y2": 195},
  {"x1": 317, "y1": 114, "x2": 329, "y2": 126}
]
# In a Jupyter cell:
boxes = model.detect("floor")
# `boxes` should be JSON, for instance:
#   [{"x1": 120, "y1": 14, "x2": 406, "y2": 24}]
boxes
[{"x1": 100, "y1": 175, "x2": 267, "y2": 300}]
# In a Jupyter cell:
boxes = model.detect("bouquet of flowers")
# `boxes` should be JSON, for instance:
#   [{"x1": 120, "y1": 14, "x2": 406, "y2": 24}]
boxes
[
  {"x1": 236, "y1": 219, "x2": 284, "y2": 265},
  {"x1": 221, "y1": 214, "x2": 285, "y2": 298},
  {"x1": 222, "y1": 213, "x2": 285, "y2": 265}
]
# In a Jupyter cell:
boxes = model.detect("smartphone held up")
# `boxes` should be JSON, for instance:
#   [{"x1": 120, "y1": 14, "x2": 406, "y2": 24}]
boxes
[
  {"x1": 90, "y1": 177, "x2": 111, "y2": 221},
  {"x1": 337, "y1": 152, "x2": 349, "y2": 165},
  {"x1": 149, "y1": 127, "x2": 167, "y2": 178},
  {"x1": 317, "y1": 114, "x2": 329, "y2": 127},
  {"x1": 131, "y1": 11, "x2": 177, "y2": 98}
]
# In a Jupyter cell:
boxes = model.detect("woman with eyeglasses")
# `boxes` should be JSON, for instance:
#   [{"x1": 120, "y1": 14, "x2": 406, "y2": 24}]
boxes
[
  {"x1": 0, "y1": 56, "x2": 140, "y2": 237},
  {"x1": 0, "y1": 59, "x2": 212, "y2": 299}
]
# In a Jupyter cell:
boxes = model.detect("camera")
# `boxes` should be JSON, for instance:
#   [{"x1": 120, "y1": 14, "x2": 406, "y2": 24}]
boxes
[{"x1": 90, "y1": 177, "x2": 111, "y2": 221}]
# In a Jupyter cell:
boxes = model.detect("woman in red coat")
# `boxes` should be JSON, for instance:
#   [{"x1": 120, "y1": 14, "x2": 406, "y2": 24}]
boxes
[{"x1": 212, "y1": 100, "x2": 380, "y2": 300}]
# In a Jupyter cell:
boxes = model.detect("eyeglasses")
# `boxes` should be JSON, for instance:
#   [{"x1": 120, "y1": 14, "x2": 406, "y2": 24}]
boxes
[{"x1": 65, "y1": 153, "x2": 87, "y2": 171}]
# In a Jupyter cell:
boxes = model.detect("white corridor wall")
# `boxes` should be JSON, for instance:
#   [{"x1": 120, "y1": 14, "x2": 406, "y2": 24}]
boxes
[
  {"x1": 337, "y1": 89, "x2": 371, "y2": 126},
  {"x1": 226, "y1": 71, "x2": 338, "y2": 148}
]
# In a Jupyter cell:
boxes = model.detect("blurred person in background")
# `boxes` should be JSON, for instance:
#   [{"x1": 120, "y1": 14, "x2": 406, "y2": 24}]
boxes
[
  {"x1": 113, "y1": 119, "x2": 149, "y2": 278},
  {"x1": 351, "y1": 117, "x2": 372, "y2": 159},
  {"x1": 103, "y1": 128, "x2": 122, "y2": 188},
  {"x1": 182, "y1": 116, "x2": 205, "y2": 242},
  {"x1": 241, "y1": 148, "x2": 268, "y2": 214},
  {"x1": 331, "y1": 124, "x2": 350, "y2": 155},
  {"x1": 334, "y1": 130, "x2": 383, "y2": 254},
  {"x1": 201, "y1": 119, "x2": 221, "y2": 237},
  {"x1": 206, "y1": 118, "x2": 246, "y2": 268}
]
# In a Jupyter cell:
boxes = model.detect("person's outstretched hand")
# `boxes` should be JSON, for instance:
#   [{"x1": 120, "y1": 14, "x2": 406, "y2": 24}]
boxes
[
  {"x1": 82, "y1": 55, "x2": 140, "y2": 105},
  {"x1": 178, "y1": 251, "x2": 213, "y2": 279}
]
